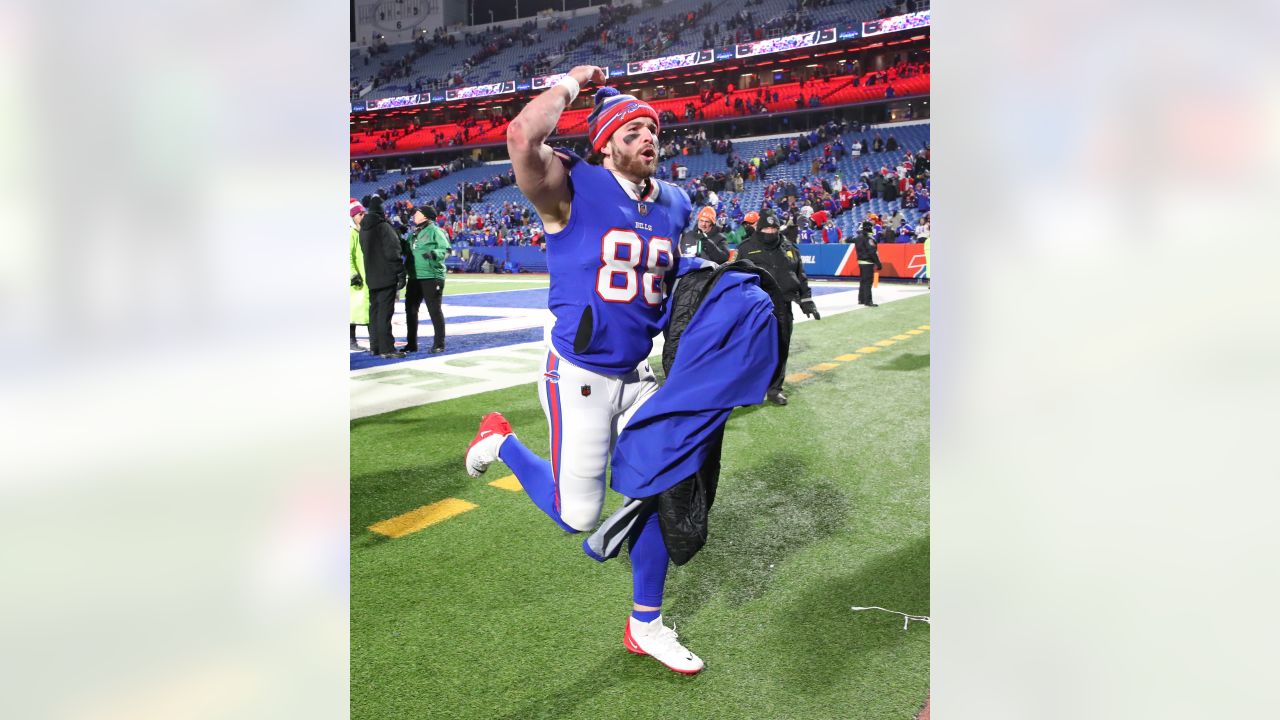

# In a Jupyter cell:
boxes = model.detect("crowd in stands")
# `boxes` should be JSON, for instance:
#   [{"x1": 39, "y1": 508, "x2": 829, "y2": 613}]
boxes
[{"x1": 354, "y1": 118, "x2": 930, "y2": 260}]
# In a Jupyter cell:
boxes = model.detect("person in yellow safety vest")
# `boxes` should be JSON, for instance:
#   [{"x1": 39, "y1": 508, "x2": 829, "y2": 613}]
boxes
[{"x1": 349, "y1": 198, "x2": 370, "y2": 351}]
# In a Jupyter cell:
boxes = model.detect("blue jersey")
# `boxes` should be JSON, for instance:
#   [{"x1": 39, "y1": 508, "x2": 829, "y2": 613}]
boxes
[{"x1": 545, "y1": 149, "x2": 693, "y2": 375}]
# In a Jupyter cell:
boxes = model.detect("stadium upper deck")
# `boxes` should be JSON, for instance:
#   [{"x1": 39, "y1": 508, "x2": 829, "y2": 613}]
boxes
[{"x1": 352, "y1": 0, "x2": 928, "y2": 102}]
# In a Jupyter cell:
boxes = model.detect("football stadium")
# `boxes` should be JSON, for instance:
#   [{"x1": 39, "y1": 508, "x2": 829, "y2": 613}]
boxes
[{"x1": 350, "y1": 1, "x2": 930, "y2": 717}]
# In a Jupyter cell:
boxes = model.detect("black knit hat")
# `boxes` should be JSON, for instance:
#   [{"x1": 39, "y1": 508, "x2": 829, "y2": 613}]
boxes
[
  {"x1": 414, "y1": 205, "x2": 437, "y2": 221},
  {"x1": 758, "y1": 208, "x2": 780, "y2": 229},
  {"x1": 365, "y1": 195, "x2": 384, "y2": 215}
]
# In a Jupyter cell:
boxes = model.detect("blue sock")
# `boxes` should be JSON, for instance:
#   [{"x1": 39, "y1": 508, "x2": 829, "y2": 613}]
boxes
[
  {"x1": 631, "y1": 608, "x2": 661, "y2": 623},
  {"x1": 498, "y1": 435, "x2": 578, "y2": 533},
  {"x1": 628, "y1": 510, "x2": 669, "y2": 617}
]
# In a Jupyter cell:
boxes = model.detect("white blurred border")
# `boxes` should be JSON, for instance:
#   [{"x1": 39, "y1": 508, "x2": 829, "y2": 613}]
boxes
[
  {"x1": 935, "y1": 0, "x2": 1280, "y2": 718},
  {"x1": 0, "y1": 2, "x2": 349, "y2": 717}
]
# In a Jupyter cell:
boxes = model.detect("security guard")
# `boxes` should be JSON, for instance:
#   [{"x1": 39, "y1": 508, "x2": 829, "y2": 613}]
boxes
[
  {"x1": 679, "y1": 206, "x2": 731, "y2": 264},
  {"x1": 736, "y1": 208, "x2": 820, "y2": 405}
]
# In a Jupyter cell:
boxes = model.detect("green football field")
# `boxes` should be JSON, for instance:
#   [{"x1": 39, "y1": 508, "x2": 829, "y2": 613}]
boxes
[{"x1": 351, "y1": 293, "x2": 930, "y2": 720}]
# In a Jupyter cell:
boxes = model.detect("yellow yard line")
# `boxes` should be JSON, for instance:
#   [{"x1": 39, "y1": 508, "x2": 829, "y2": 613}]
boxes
[
  {"x1": 874, "y1": 340, "x2": 896, "y2": 347},
  {"x1": 786, "y1": 372, "x2": 814, "y2": 383},
  {"x1": 810, "y1": 362, "x2": 840, "y2": 372},
  {"x1": 369, "y1": 499, "x2": 478, "y2": 539},
  {"x1": 488, "y1": 475, "x2": 523, "y2": 492},
  {"x1": 834, "y1": 354, "x2": 861, "y2": 362}
]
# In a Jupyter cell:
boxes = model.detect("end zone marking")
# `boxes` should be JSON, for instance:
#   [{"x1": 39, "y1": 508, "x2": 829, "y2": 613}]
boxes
[
  {"x1": 369, "y1": 498, "x2": 478, "y2": 538},
  {"x1": 786, "y1": 372, "x2": 814, "y2": 383},
  {"x1": 834, "y1": 354, "x2": 861, "y2": 362},
  {"x1": 488, "y1": 474, "x2": 523, "y2": 492},
  {"x1": 810, "y1": 362, "x2": 840, "y2": 372},
  {"x1": 856, "y1": 346, "x2": 880, "y2": 354},
  {"x1": 874, "y1": 340, "x2": 896, "y2": 347}
]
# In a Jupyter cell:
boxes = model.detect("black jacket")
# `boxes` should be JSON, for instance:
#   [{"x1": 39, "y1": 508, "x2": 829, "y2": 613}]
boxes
[
  {"x1": 736, "y1": 230, "x2": 812, "y2": 303},
  {"x1": 359, "y1": 209, "x2": 405, "y2": 289},
  {"x1": 678, "y1": 228, "x2": 730, "y2": 264},
  {"x1": 656, "y1": 260, "x2": 788, "y2": 564},
  {"x1": 854, "y1": 232, "x2": 882, "y2": 268}
]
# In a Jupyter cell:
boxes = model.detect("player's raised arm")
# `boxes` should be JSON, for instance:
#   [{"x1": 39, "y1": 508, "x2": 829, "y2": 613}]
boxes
[{"x1": 506, "y1": 65, "x2": 606, "y2": 232}]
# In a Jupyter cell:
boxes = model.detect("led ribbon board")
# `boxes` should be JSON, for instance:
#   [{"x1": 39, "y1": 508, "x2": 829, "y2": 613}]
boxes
[
  {"x1": 531, "y1": 67, "x2": 611, "y2": 90},
  {"x1": 445, "y1": 80, "x2": 517, "y2": 101},
  {"x1": 861, "y1": 10, "x2": 931, "y2": 37},
  {"x1": 735, "y1": 28, "x2": 837, "y2": 59},
  {"x1": 626, "y1": 49, "x2": 714, "y2": 76}
]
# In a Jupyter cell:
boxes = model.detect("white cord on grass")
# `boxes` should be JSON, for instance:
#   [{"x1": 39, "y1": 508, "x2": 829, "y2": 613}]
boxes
[{"x1": 851, "y1": 605, "x2": 931, "y2": 630}]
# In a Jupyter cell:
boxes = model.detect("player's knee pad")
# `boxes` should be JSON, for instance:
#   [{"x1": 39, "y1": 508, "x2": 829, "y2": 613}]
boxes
[{"x1": 559, "y1": 504, "x2": 602, "y2": 533}]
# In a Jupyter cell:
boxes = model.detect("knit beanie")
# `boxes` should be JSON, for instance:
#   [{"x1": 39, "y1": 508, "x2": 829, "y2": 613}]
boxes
[
  {"x1": 349, "y1": 198, "x2": 365, "y2": 218},
  {"x1": 586, "y1": 87, "x2": 659, "y2": 154}
]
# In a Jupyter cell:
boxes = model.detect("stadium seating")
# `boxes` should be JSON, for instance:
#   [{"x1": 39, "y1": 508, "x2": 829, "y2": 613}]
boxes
[
  {"x1": 353, "y1": 0, "x2": 929, "y2": 101},
  {"x1": 352, "y1": 120, "x2": 931, "y2": 266}
]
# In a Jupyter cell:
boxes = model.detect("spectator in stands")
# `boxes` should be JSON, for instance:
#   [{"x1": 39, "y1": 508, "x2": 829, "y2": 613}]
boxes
[
  {"x1": 400, "y1": 206, "x2": 451, "y2": 354},
  {"x1": 915, "y1": 214, "x2": 930, "y2": 244},
  {"x1": 359, "y1": 195, "x2": 407, "y2": 359},
  {"x1": 873, "y1": 134, "x2": 884, "y2": 153}
]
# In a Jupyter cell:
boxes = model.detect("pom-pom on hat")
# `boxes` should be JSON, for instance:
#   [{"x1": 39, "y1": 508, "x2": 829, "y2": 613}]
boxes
[{"x1": 587, "y1": 86, "x2": 659, "y2": 154}]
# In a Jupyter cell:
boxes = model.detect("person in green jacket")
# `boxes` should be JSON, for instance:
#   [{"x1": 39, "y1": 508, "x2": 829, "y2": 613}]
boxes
[
  {"x1": 723, "y1": 210, "x2": 758, "y2": 248},
  {"x1": 349, "y1": 199, "x2": 370, "y2": 351},
  {"x1": 401, "y1": 205, "x2": 452, "y2": 353}
]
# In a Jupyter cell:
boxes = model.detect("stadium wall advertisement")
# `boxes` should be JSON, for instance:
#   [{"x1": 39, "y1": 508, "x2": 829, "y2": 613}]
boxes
[
  {"x1": 450, "y1": 243, "x2": 928, "y2": 279},
  {"x1": 797, "y1": 242, "x2": 928, "y2": 279}
]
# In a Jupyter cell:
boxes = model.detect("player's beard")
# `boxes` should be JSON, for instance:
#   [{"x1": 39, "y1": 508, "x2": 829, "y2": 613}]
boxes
[{"x1": 606, "y1": 139, "x2": 657, "y2": 181}]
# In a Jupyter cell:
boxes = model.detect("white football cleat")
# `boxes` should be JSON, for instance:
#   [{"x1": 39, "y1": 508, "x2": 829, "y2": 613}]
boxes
[
  {"x1": 465, "y1": 412, "x2": 512, "y2": 478},
  {"x1": 624, "y1": 615, "x2": 705, "y2": 675}
]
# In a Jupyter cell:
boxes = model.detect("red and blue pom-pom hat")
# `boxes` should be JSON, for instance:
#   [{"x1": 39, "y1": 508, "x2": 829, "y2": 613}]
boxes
[{"x1": 586, "y1": 86, "x2": 660, "y2": 154}]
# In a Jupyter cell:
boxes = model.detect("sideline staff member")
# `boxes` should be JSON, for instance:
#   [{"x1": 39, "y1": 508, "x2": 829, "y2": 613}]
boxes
[
  {"x1": 736, "y1": 208, "x2": 820, "y2": 405},
  {"x1": 359, "y1": 195, "x2": 406, "y2": 358},
  {"x1": 679, "y1": 206, "x2": 730, "y2": 263},
  {"x1": 402, "y1": 206, "x2": 451, "y2": 354}
]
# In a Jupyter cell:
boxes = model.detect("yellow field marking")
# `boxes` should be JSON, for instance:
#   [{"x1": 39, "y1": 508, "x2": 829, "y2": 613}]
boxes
[
  {"x1": 906, "y1": 329, "x2": 923, "y2": 335},
  {"x1": 786, "y1": 372, "x2": 813, "y2": 383},
  {"x1": 488, "y1": 474, "x2": 523, "y2": 492},
  {"x1": 918, "y1": 325, "x2": 931, "y2": 330},
  {"x1": 874, "y1": 340, "x2": 896, "y2": 347},
  {"x1": 810, "y1": 362, "x2": 840, "y2": 372},
  {"x1": 834, "y1": 354, "x2": 861, "y2": 362},
  {"x1": 369, "y1": 499, "x2": 478, "y2": 538},
  {"x1": 892, "y1": 334, "x2": 911, "y2": 341},
  {"x1": 856, "y1": 346, "x2": 880, "y2": 354}
]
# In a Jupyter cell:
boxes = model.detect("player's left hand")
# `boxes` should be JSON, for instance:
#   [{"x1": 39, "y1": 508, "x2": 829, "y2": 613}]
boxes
[{"x1": 800, "y1": 299, "x2": 821, "y2": 320}]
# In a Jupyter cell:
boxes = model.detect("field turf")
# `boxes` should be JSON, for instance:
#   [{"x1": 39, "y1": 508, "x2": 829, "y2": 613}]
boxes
[{"x1": 351, "y1": 293, "x2": 930, "y2": 719}]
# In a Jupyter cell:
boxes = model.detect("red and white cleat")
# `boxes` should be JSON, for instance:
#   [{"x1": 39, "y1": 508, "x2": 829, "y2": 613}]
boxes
[
  {"x1": 624, "y1": 615, "x2": 705, "y2": 675},
  {"x1": 465, "y1": 412, "x2": 513, "y2": 478}
]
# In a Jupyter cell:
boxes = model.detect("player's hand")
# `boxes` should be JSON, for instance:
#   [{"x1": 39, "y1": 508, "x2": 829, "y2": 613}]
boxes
[
  {"x1": 568, "y1": 65, "x2": 606, "y2": 86},
  {"x1": 350, "y1": 273, "x2": 363, "y2": 289},
  {"x1": 800, "y1": 299, "x2": 821, "y2": 320}
]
